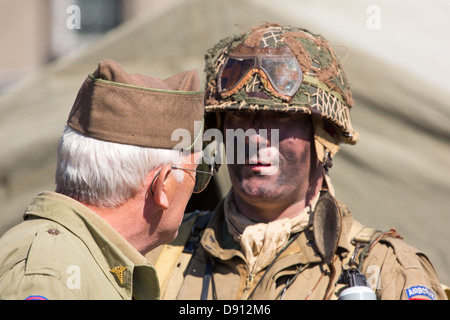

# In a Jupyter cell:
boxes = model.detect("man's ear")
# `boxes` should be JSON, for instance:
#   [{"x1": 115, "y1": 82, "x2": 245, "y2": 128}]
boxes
[{"x1": 147, "y1": 165, "x2": 172, "y2": 210}]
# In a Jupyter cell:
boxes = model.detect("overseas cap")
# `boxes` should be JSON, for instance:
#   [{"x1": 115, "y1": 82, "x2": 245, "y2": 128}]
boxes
[{"x1": 67, "y1": 59, "x2": 204, "y2": 150}]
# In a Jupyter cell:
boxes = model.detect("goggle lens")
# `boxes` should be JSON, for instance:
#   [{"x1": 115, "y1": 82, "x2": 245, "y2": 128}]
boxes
[
  {"x1": 219, "y1": 58, "x2": 254, "y2": 93},
  {"x1": 260, "y1": 59, "x2": 302, "y2": 96},
  {"x1": 218, "y1": 55, "x2": 302, "y2": 100}
]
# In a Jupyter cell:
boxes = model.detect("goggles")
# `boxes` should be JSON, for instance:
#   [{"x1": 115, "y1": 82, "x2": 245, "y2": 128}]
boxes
[{"x1": 218, "y1": 44, "x2": 303, "y2": 102}]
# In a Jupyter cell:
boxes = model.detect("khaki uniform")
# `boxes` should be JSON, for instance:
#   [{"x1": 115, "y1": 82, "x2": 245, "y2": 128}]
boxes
[
  {"x1": 153, "y1": 192, "x2": 446, "y2": 300},
  {"x1": 0, "y1": 192, "x2": 159, "y2": 300}
]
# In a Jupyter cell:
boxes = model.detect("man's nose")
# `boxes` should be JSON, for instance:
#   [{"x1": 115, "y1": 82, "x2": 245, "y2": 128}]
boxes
[
  {"x1": 247, "y1": 129, "x2": 270, "y2": 147},
  {"x1": 247, "y1": 115, "x2": 274, "y2": 145}
]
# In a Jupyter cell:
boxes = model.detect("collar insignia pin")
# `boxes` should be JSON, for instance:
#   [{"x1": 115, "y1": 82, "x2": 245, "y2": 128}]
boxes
[{"x1": 110, "y1": 266, "x2": 127, "y2": 285}]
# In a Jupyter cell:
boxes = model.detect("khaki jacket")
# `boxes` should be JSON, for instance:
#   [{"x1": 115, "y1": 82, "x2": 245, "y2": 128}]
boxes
[
  {"x1": 0, "y1": 192, "x2": 159, "y2": 300},
  {"x1": 152, "y1": 191, "x2": 446, "y2": 300}
]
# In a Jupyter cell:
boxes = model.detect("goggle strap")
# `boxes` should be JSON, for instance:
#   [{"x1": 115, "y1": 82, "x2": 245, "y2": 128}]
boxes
[{"x1": 303, "y1": 75, "x2": 346, "y2": 106}]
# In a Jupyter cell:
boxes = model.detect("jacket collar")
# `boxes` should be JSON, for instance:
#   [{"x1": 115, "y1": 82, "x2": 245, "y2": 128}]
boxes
[{"x1": 23, "y1": 191, "x2": 159, "y2": 300}]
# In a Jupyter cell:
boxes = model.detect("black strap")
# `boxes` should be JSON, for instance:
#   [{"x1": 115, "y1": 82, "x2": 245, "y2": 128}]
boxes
[
  {"x1": 183, "y1": 211, "x2": 213, "y2": 254},
  {"x1": 201, "y1": 256, "x2": 216, "y2": 300}
]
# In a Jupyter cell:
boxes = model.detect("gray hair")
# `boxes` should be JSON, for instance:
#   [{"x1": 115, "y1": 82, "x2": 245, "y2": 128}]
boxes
[{"x1": 55, "y1": 126, "x2": 184, "y2": 207}]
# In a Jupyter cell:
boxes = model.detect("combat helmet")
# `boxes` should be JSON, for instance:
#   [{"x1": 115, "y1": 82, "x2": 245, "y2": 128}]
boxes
[{"x1": 204, "y1": 23, "x2": 359, "y2": 166}]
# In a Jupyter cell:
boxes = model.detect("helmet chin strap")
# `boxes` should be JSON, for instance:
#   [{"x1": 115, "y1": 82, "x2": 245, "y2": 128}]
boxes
[
  {"x1": 313, "y1": 117, "x2": 340, "y2": 160},
  {"x1": 311, "y1": 116, "x2": 340, "y2": 196},
  {"x1": 320, "y1": 149, "x2": 335, "y2": 196}
]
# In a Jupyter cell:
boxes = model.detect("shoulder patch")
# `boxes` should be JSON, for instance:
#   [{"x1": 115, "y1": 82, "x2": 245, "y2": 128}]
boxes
[
  {"x1": 406, "y1": 286, "x2": 436, "y2": 300},
  {"x1": 25, "y1": 295, "x2": 48, "y2": 300}
]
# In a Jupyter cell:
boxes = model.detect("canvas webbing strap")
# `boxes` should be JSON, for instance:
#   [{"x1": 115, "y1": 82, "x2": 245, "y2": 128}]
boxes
[{"x1": 201, "y1": 256, "x2": 217, "y2": 300}]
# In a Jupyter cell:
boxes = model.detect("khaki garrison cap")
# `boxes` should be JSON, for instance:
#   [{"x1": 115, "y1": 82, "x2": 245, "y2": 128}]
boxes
[{"x1": 67, "y1": 59, "x2": 204, "y2": 150}]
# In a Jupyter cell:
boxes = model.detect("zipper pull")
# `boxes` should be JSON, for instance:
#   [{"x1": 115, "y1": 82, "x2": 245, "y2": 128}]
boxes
[{"x1": 246, "y1": 274, "x2": 255, "y2": 290}]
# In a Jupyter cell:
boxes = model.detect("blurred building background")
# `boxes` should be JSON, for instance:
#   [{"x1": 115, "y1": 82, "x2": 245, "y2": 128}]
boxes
[
  {"x1": 1, "y1": 0, "x2": 449, "y2": 286},
  {"x1": 0, "y1": 0, "x2": 166, "y2": 91}
]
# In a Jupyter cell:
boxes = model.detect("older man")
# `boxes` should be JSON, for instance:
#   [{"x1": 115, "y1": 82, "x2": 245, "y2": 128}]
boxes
[
  {"x1": 0, "y1": 60, "x2": 213, "y2": 300},
  {"x1": 154, "y1": 23, "x2": 446, "y2": 300}
]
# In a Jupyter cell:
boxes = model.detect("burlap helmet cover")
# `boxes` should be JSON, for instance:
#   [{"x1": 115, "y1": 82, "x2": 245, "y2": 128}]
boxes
[{"x1": 204, "y1": 23, "x2": 359, "y2": 151}]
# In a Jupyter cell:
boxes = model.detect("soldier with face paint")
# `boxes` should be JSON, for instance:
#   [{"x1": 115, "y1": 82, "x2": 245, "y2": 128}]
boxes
[{"x1": 152, "y1": 23, "x2": 447, "y2": 300}]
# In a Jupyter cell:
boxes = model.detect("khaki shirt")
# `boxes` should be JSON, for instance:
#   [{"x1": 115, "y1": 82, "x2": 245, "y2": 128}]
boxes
[
  {"x1": 154, "y1": 195, "x2": 446, "y2": 300},
  {"x1": 0, "y1": 192, "x2": 159, "y2": 300}
]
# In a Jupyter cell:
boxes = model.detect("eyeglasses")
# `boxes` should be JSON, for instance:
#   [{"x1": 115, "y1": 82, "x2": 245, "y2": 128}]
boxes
[
  {"x1": 150, "y1": 158, "x2": 214, "y2": 196},
  {"x1": 218, "y1": 44, "x2": 303, "y2": 102}
]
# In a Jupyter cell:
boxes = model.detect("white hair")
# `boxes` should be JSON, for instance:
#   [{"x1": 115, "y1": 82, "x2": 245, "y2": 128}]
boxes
[{"x1": 55, "y1": 126, "x2": 184, "y2": 207}]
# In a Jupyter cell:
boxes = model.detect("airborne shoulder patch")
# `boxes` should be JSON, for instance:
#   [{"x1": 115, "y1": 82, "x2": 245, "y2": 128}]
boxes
[
  {"x1": 25, "y1": 295, "x2": 48, "y2": 300},
  {"x1": 406, "y1": 286, "x2": 436, "y2": 300}
]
